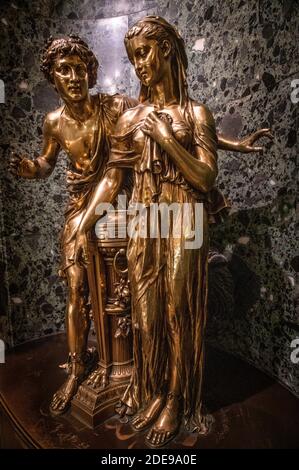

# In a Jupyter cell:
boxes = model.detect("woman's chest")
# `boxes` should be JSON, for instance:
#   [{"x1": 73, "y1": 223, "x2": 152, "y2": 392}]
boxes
[{"x1": 132, "y1": 107, "x2": 193, "y2": 154}]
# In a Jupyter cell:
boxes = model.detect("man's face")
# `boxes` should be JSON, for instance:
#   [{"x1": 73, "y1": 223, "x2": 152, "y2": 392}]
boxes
[{"x1": 52, "y1": 55, "x2": 89, "y2": 102}]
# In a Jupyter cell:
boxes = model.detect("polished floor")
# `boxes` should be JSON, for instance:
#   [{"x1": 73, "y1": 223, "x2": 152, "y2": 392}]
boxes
[{"x1": 0, "y1": 333, "x2": 298, "y2": 448}]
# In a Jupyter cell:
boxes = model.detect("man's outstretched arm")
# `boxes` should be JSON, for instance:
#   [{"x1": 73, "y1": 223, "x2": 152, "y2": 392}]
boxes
[
  {"x1": 10, "y1": 114, "x2": 60, "y2": 179},
  {"x1": 217, "y1": 128, "x2": 273, "y2": 153}
]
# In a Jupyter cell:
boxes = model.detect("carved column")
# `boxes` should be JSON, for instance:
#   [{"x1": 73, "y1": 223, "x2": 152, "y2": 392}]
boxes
[{"x1": 71, "y1": 210, "x2": 132, "y2": 428}]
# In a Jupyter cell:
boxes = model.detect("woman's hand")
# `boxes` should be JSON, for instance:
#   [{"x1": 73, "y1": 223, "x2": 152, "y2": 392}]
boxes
[
  {"x1": 74, "y1": 230, "x2": 89, "y2": 268},
  {"x1": 237, "y1": 128, "x2": 274, "y2": 153},
  {"x1": 141, "y1": 111, "x2": 173, "y2": 146}
]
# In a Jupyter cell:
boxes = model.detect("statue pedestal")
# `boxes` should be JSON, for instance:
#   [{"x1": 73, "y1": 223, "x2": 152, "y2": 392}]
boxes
[
  {"x1": 71, "y1": 210, "x2": 132, "y2": 427},
  {"x1": 71, "y1": 381, "x2": 128, "y2": 428},
  {"x1": 0, "y1": 333, "x2": 297, "y2": 448}
]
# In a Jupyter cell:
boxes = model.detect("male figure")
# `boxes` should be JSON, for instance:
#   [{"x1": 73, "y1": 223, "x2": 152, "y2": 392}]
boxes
[
  {"x1": 9, "y1": 34, "x2": 271, "y2": 417},
  {"x1": 10, "y1": 35, "x2": 138, "y2": 415}
]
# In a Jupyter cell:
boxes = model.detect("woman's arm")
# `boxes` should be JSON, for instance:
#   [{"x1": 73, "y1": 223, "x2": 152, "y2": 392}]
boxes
[
  {"x1": 10, "y1": 114, "x2": 60, "y2": 179},
  {"x1": 142, "y1": 107, "x2": 217, "y2": 193}
]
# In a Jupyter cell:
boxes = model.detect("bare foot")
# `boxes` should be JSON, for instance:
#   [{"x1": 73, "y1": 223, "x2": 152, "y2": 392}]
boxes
[
  {"x1": 50, "y1": 374, "x2": 79, "y2": 416},
  {"x1": 146, "y1": 393, "x2": 181, "y2": 447},
  {"x1": 50, "y1": 350, "x2": 96, "y2": 416},
  {"x1": 131, "y1": 395, "x2": 165, "y2": 432},
  {"x1": 86, "y1": 367, "x2": 109, "y2": 389}
]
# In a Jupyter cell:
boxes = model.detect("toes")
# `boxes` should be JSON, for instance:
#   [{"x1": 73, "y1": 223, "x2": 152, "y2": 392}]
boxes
[
  {"x1": 50, "y1": 392, "x2": 63, "y2": 411},
  {"x1": 152, "y1": 432, "x2": 159, "y2": 446},
  {"x1": 52, "y1": 399, "x2": 59, "y2": 409},
  {"x1": 146, "y1": 428, "x2": 153, "y2": 440},
  {"x1": 50, "y1": 401, "x2": 58, "y2": 410},
  {"x1": 134, "y1": 420, "x2": 144, "y2": 430},
  {"x1": 132, "y1": 414, "x2": 143, "y2": 426},
  {"x1": 58, "y1": 399, "x2": 67, "y2": 411},
  {"x1": 51, "y1": 395, "x2": 60, "y2": 409},
  {"x1": 146, "y1": 428, "x2": 175, "y2": 447}
]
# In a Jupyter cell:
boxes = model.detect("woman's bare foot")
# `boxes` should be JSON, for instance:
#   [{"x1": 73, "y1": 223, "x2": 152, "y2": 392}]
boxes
[
  {"x1": 131, "y1": 395, "x2": 165, "y2": 432},
  {"x1": 146, "y1": 392, "x2": 181, "y2": 447},
  {"x1": 50, "y1": 374, "x2": 79, "y2": 416}
]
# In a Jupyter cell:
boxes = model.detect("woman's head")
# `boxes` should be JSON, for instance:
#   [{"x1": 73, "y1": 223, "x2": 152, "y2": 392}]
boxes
[{"x1": 124, "y1": 16, "x2": 189, "y2": 105}]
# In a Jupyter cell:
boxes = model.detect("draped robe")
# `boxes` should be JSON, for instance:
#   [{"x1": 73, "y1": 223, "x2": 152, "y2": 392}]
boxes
[{"x1": 106, "y1": 102, "x2": 229, "y2": 429}]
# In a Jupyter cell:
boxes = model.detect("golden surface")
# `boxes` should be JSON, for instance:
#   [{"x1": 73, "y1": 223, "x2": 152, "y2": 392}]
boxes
[{"x1": 9, "y1": 27, "x2": 271, "y2": 444}]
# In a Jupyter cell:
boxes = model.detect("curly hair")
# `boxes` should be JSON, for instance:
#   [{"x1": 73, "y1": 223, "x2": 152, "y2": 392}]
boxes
[{"x1": 40, "y1": 34, "x2": 99, "y2": 88}]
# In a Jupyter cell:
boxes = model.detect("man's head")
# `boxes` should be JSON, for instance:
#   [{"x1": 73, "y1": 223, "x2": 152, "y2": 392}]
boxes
[{"x1": 40, "y1": 35, "x2": 99, "y2": 102}]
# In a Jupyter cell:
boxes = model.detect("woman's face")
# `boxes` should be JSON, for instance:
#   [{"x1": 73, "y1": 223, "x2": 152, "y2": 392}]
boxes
[{"x1": 128, "y1": 36, "x2": 168, "y2": 87}]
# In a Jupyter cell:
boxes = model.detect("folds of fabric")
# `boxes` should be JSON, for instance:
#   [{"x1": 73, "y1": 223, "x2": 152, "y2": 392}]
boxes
[
  {"x1": 106, "y1": 103, "x2": 226, "y2": 427},
  {"x1": 59, "y1": 93, "x2": 136, "y2": 276}
]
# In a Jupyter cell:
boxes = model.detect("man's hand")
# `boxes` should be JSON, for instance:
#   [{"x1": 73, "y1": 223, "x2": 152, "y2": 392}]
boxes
[
  {"x1": 74, "y1": 230, "x2": 89, "y2": 268},
  {"x1": 9, "y1": 152, "x2": 28, "y2": 177},
  {"x1": 237, "y1": 128, "x2": 274, "y2": 153}
]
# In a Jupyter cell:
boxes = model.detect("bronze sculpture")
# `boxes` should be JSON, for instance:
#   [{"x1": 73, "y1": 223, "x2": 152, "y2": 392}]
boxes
[
  {"x1": 9, "y1": 28, "x2": 271, "y2": 441},
  {"x1": 9, "y1": 35, "x2": 138, "y2": 416},
  {"x1": 74, "y1": 17, "x2": 272, "y2": 447}
]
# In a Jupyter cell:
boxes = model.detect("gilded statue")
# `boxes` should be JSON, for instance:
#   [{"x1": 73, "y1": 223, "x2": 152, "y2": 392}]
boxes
[
  {"x1": 9, "y1": 29, "x2": 271, "y2": 428},
  {"x1": 74, "y1": 17, "x2": 272, "y2": 447}
]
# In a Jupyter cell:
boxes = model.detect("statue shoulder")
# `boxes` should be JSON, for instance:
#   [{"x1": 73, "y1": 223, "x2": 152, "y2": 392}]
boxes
[
  {"x1": 114, "y1": 103, "x2": 145, "y2": 133},
  {"x1": 99, "y1": 93, "x2": 138, "y2": 118},
  {"x1": 191, "y1": 101, "x2": 216, "y2": 128},
  {"x1": 112, "y1": 93, "x2": 139, "y2": 112},
  {"x1": 43, "y1": 106, "x2": 64, "y2": 136}
]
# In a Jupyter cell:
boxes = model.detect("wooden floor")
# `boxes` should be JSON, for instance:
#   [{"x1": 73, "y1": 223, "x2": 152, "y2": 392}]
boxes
[{"x1": 0, "y1": 333, "x2": 298, "y2": 449}]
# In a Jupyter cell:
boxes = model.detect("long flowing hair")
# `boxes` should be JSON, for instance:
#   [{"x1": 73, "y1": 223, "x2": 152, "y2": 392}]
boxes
[{"x1": 124, "y1": 16, "x2": 197, "y2": 133}]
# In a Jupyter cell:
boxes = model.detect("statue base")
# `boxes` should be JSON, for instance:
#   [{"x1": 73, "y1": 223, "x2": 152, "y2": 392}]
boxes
[
  {"x1": 0, "y1": 334, "x2": 297, "y2": 449},
  {"x1": 71, "y1": 379, "x2": 129, "y2": 429}
]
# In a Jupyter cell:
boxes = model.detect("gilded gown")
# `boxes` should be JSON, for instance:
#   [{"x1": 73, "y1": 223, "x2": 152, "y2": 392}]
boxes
[{"x1": 106, "y1": 101, "x2": 228, "y2": 430}]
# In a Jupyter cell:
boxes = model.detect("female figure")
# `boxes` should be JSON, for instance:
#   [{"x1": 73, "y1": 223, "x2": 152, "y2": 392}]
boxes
[{"x1": 74, "y1": 16, "x2": 270, "y2": 447}]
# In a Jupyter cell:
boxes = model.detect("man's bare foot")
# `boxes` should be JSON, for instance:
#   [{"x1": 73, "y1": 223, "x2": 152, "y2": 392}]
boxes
[
  {"x1": 146, "y1": 393, "x2": 181, "y2": 447},
  {"x1": 50, "y1": 374, "x2": 79, "y2": 416},
  {"x1": 86, "y1": 367, "x2": 109, "y2": 389},
  {"x1": 131, "y1": 395, "x2": 165, "y2": 432},
  {"x1": 50, "y1": 351, "x2": 95, "y2": 416}
]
